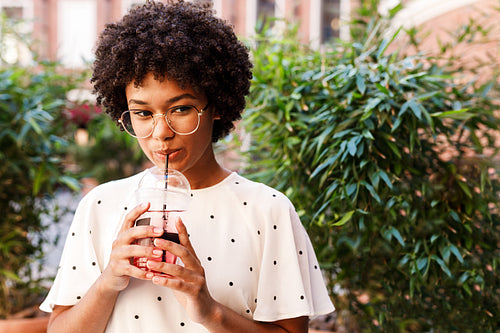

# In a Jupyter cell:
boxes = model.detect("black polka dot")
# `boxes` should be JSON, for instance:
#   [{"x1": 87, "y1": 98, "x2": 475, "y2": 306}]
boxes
[
  {"x1": 243, "y1": 201, "x2": 247, "y2": 205},
  {"x1": 134, "y1": 315, "x2": 139, "y2": 319},
  {"x1": 190, "y1": 193, "x2": 194, "y2": 197},
  {"x1": 157, "y1": 296, "x2": 162, "y2": 301},
  {"x1": 254, "y1": 298, "x2": 257, "y2": 303},
  {"x1": 124, "y1": 206, "x2": 127, "y2": 210},
  {"x1": 72, "y1": 266, "x2": 76, "y2": 270},
  {"x1": 273, "y1": 296, "x2": 277, "y2": 300},
  {"x1": 92, "y1": 262, "x2": 96, "y2": 266},
  {"x1": 76, "y1": 296, "x2": 81, "y2": 300},
  {"x1": 299, "y1": 250, "x2": 303, "y2": 255},
  {"x1": 231, "y1": 238, "x2": 235, "y2": 243},
  {"x1": 272, "y1": 194, "x2": 277, "y2": 197},
  {"x1": 89, "y1": 230, "x2": 92, "y2": 234},
  {"x1": 210, "y1": 215, "x2": 214, "y2": 219},
  {"x1": 229, "y1": 281, "x2": 234, "y2": 286},
  {"x1": 300, "y1": 295, "x2": 305, "y2": 300},
  {"x1": 246, "y1": 309, "x2": 250, "y2": 313},
  {"x1": 180, "y1": 322, "x2": 185, "y2": 327},
  {"x1": 207, "y1": 257, "x2": 212, "y2": 261},
  {"x1": 249, "y1": 267, "x2": 253, "y2": 272},
  {"x1": 257, "y1": 230, "x2": 261, "y2": 235},
  {"x1": 97, "y1": 200, "x2": 101, "y2": 204},
  {"x1": 71, "y1": 232, "x2": 75, "y2": 236},
  {"x1": 273, "y1": 260, "x2": 277, "y2": 265},
  {"x1": 273, "y1": 225, "x2": 277, "y2": 230},
  {"x1": 235, "y1": 181, "x2": 240, "y2": 184},
  {"x1": 314, "y1": 265, "x2": 318, "y2": 269}
]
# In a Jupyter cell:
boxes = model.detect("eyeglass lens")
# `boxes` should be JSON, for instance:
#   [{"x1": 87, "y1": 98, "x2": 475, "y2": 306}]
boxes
[{"x1": 121, "y1": 105, "x2": 201, "y2": 137}]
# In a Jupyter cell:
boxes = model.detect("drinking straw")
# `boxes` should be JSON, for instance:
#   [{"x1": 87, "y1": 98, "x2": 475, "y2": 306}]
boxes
[
  {"x1": 163, "y1": 154, "x2": 169, "y2": 220},
  {"x1": 165, "y1": 154, "x2": 169, "y2": 190}
]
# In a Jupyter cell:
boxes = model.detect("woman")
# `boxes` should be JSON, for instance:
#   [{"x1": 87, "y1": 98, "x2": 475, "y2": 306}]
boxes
[{"x1": 41, "y1": 1, "x2": 334, "y2": 332}]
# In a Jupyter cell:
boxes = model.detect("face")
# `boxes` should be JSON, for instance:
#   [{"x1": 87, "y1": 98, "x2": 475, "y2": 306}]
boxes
[{"x1": 125, "y1": 73, "x2": 219, "y2": 188}]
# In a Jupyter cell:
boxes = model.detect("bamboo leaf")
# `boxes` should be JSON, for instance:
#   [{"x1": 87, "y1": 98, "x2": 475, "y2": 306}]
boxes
[{"x1": 331, "y1": 210, "x2": 355, "y2": 226}]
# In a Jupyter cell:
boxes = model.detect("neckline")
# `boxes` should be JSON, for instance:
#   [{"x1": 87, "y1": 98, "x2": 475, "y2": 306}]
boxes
[{"x1": 191, "y1": 172, "x2": 238, "y2": 193}]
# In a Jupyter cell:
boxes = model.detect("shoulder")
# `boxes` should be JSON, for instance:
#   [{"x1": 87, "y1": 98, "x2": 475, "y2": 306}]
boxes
[
  {"x1": 86, "y1": 170, "x2": 145, "y2": 196},
  {"x1": 227, "y1": 173, "x2": 295, "y2": 214}
]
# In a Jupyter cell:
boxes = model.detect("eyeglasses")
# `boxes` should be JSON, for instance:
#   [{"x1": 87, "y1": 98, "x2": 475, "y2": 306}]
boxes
[{"x1": 119, "y1": 104, "x2": 209, "y2": 138}]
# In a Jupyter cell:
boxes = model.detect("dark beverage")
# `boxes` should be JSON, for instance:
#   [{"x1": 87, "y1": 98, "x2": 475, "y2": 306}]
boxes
[
  {"x1": 160, "y1": 232, "x2": 180, "y2": 263},
  {"x1": 161, "y1": 232, "x2": 180, "y2": 244}
]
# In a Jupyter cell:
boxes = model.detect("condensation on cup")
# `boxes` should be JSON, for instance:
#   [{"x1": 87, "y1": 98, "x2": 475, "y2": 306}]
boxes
[{"x1": 133, "y1": 166, "x2": 191, "y2": 272}]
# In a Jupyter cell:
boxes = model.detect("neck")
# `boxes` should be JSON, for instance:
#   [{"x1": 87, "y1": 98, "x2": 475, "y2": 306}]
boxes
[{"x1": 182, "y1": 151, "x2": 232, "y2": 190}]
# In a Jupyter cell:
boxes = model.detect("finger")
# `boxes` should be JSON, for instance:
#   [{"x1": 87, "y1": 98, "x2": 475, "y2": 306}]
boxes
[
  {"x1": 149, "y1": 269, "x2": 207, "y2": 295},
  {"x1": 175, "y1": 217, "x2": 200, "y2": 261},
  {"x1": 113, "y1": 243, "x2": 164, "y2": 261},
  {"x1": 120, "y1": 202, "x2": 150, "y2": 233},
  {"x1": 152, "y1": 273, "x2": 185, "y2": 289},
  {"x1": 153, "y1": 237, "x2": 202, "y2": 272},
  {"x1": 146, "y1": 260, "x2": 202, "y2": 284},
  {"x1": 113, "y1": 260, "x2": 156, "y2": 281},
  {"x1": 113, "y1": 225, "x2": 163, "y2": 248},
  {"x1": 123, "y1": 225, "x2": 164, "y2": 244}
]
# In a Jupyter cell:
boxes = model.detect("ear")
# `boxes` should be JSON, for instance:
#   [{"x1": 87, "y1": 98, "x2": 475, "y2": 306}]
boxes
[{"x1": 210, "y1": 107, "x2": 221, "y2": 120}]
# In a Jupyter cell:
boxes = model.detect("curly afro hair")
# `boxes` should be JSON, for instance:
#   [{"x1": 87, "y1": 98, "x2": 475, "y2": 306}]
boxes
[{"x1": 91, "y1": 0, "x2": 253, "y2": 142}]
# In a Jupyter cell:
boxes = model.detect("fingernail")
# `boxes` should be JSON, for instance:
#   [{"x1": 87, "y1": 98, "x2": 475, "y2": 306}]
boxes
[
  {"x1": 153, "y1": 238, "x2": 165, "y2": 247},
  {"x1": 154, "y1": 227, "x2": 163, "y2": 235},
  {"x1": 146, "y1": 272, "x2": 154, "y2": 279},
  {"x1": 153, "y1": 249, "x2": 163, "y2": 257},
  {"x1": 140, "y1": 202, "x2": 148, "y2": 208},
  {"x1": 152, "y1": 276, "x2": 164, "y2": 284}
]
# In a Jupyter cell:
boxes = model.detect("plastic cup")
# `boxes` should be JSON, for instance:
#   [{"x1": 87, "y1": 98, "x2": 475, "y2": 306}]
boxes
[{"x1": 133, "y1": 167, "x2": 191, "y2": 272}]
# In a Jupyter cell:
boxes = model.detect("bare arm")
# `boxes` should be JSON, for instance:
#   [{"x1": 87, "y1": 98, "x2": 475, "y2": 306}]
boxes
[
  {"x1": 47, "y1": 276, "x2": 119, "y2": 333},
  {"x1": 204, "y1": 305, "x2": 309, "y2": 333}
]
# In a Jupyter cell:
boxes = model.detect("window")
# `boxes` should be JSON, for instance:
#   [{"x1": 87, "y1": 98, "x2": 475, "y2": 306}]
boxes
[
  {"x1": 0, "y1": 7, "x2": 25, "y2": 64},
  {"x1": 321, "y1": 0, "x2": 341, "y2": 43},
  {"x1": 3, "y1": 6, "x2": 22, "y2": 20},
  {"x1": 257, "y1": 0, "x2": 275, "y2": 30}
]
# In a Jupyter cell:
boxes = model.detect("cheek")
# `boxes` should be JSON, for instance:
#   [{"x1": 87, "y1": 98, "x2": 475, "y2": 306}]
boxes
[
  {"x1": 198, "y1": 116, "x2": 216, "y2": 138},
  {"x1": 137, "y1": 139, "x2": 153, "y2": 158}
]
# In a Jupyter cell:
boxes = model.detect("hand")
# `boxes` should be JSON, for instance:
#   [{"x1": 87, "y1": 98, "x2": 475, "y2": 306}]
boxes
[
  {"x1": 101, "y1": 202, "x2": 164, "y2": 292},
  {"x1": 146, "y1": 218, "x2": 219, "y2": 325}
]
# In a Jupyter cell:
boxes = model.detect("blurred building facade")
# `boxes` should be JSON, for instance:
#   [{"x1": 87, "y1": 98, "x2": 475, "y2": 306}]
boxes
[
  {"x1": 0, "y1": 0, "x2": 349, "y2": 67},
  {"x1": 0, "y1": 0, "x2": 496, "y2": 69}
]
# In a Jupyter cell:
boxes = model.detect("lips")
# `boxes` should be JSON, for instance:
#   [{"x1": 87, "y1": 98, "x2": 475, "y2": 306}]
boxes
[{"x1": 155, "y1": 149, "x2": 181, "y2": 161}]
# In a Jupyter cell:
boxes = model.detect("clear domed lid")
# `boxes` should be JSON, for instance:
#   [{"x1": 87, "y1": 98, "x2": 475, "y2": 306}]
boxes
[{"x1": 136, "y1": 167, "x2": 191, "y2": 211}]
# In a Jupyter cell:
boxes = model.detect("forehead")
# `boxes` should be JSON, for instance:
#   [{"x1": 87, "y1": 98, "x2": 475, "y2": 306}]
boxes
[
  {"x1": 126, "y1": 73, "x2": 193, "y2": 93},
  {"x1": 125, "y1": 73, "x2": 204, "y2": 104}
]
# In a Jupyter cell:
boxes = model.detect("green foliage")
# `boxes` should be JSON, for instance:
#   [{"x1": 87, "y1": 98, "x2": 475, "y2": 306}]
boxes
[
  {"x1": 0, "y1": 63, "x2": 84, "y2": 317},
  {"x1": 0, "y1": 14, "x2": 84, "y2": 317},
  {"x1": 244, "y1": 17, "x2": 500, "y2": 332}
]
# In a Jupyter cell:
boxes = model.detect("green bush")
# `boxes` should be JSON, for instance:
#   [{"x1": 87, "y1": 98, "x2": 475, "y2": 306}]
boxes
[
  {"x1": 0, "y1": 14, "x2": 84, "y2": 317},
  {"x1": 244, "y1": 17, "x2": 499, "y2": 333}
]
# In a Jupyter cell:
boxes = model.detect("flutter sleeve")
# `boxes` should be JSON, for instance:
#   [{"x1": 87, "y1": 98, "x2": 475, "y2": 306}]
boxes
[
  {"x1": 39, "y1": 190, "x2": 104, "y2": 311},
  {"x1": 252, "y1": 195, "x2": 335, "y2": 322}
]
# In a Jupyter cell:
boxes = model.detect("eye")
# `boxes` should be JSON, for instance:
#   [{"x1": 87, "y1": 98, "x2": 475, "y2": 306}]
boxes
[
  {"x1": 130, "y1": 110, "x2": 153, "y2": 118},
  {"x1": 170, "y1": 105, "x2": 195, "y2": 114}
]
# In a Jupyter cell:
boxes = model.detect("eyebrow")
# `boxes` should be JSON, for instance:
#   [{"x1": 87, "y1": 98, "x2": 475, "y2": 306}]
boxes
[{"x1": 128, "y1": 93, "x2": 198, "y2": 106}]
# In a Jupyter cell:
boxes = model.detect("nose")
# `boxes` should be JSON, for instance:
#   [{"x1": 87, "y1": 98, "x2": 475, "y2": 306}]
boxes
[{"x1": 151, "y1": 115, "x2": 174, "y2": 140}]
